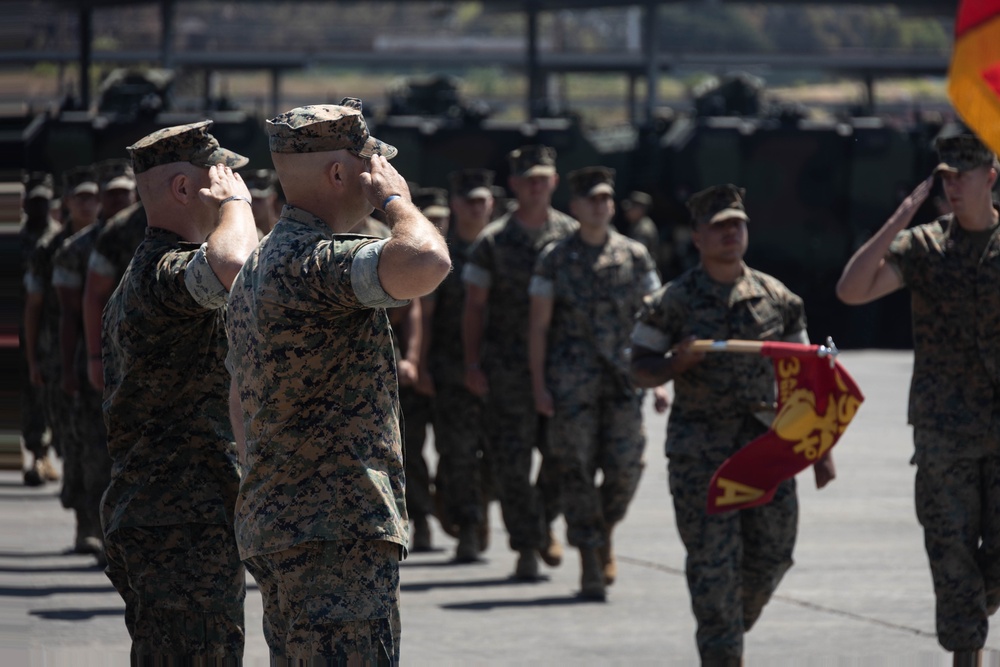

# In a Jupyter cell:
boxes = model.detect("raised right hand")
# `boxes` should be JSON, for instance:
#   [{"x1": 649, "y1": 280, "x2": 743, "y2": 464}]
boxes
[{"x1": 359, "y1": 155, "x2": 412, "y2": 212}]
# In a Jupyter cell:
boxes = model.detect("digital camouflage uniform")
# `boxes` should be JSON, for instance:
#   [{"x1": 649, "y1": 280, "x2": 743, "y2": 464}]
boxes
[
  {"x1": 463, "y1": 206, "x2": 577, "y2": 551},
  {"x1": 388, "y1": 301, "x2": 435, "y2": 544},
  {"x1": 88, "y1": 202, "x2": 147, "y2": 287},
  {"x1": 885, "y1": 210, "x2": 1000, "y2": 652},
  {"x1": 228, "y1": 206, "x2": 408, "y2": 663},
  {"x1": 531, "y1": 229, "x2": 659, "y2": 550},
  {"x1": 24, "y1": 226, "x2": 74, "y2": 461},
  {"x1": 428, "y1": 232, "x2": 490, "y2": 531},
  {"x1": 632, "y1": 262, "x2": 806, "y2": 662},
  {"x1": 227, "y1": 101, "x2": 405, "y2": 663},
  {"x1": 52, "y1": 220, "x2": 112, "y2": 544},
  {"x1": 102, "y1": 227, "x2": 245, "y2": 659},
  {"x1": 626, "y1": 216, "x2": 660, "y2": 270},
  {"x1": 19, "y1": 178, "x2": 60, "y2": 465},
  {"x1": 102, "y1": 120, "x2": 249, "y2": 660}
]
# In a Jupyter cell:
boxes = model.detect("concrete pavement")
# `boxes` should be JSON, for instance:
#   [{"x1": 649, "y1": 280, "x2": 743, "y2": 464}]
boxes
[{"x1": 1, "y1": 350, "x2": 999, "y2": 665}]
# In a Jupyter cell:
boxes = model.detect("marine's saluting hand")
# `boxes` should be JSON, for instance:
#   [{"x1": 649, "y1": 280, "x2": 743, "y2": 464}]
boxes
[{"x1": 199, "y1": 163, "x2": 252, "y2": 209}]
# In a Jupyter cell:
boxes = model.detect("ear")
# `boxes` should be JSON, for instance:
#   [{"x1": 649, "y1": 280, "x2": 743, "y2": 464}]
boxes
[
  {"x1": 169, "y1": 172, "x2": 190, "y2": 205},
  {"x1": 328, "y1": 160, "x2": 345, "y2": 190},
  {"x1": 690, "y1": 226, "x2": 702, "y2": 251}
]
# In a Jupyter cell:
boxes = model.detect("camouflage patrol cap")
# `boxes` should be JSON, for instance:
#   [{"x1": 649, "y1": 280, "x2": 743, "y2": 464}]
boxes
[
  {"x1": 568, "y1": 166, "x2": 616, "y2": 198},
  {"x1": 23, "y1": 172, "x2": 54, "y2": 200},
  {"x1": 127, "y1": 120, "x2": 248, "y2": 174},
  {"x1": 62, "y1": 166, "x2": 100, "y2": 196},
  {"x1": 412, "y1": 187, "x2": 450, "y2": 219},
  {"x1": 448, "y1": 168, "x2": 495, "y2": 199},
  {"x1": 266, "y1": 98, "x2": 398, "y2": 159},
  {"x1": 687, "y1": 184, "x2": 749, "y2": 226},
  {"x1": 95, "y1": 158, "x2": 135, "y2": 191},
  {"x1": 508, "y1": 144, "x2": 557, "y2": 177},
  {"x1": 933, "y1": 132, "x2": 997, "y2": 174},
  {"x1": 244, "y1": 168, "x2": 276, "y2": 198},
  {"x1": 624, "y1": 190, "x2": 653, "y2": 209}
]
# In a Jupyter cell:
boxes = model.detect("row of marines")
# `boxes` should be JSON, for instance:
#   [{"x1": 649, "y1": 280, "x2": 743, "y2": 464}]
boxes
[{"x1": 16, "y1": 98, "x2": 999, "y2": 666}]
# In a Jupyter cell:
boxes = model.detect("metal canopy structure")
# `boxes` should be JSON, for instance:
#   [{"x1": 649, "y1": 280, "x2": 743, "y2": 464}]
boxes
[{"x1": 9, "y1": 0, "x2": 957, "y2": 121}]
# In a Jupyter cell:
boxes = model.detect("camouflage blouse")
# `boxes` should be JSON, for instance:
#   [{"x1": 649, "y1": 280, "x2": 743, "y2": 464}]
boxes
[
  {"x1": 24, "y1": 225, "x2": 73, "y2": 375},
  {"x1": 462, "y1": 207, "x2": 577, "y2": 375},
  {"x1": 632, "y1": 264, "x2": 806, "y2": 456},
  {"x1": 886, "y1": 213, "x2": 1000, "y2": 439},
  {"x1": 52, "y1": 221, "x2": 102, "y2": 380},
  {"x1": 226, "y1": 205, "x2": 410, "y2": 560},
  {"x1": 102, "y1": 227, "x2": 238, "y2": 533},
  {"x1": 425, "y1": 233, "x2": 474, "y2": 387},
  {"x1": 530, "y1": 229, "x2": 660, "y2": 392},
  {"x1": 88, "y1": 202, "x2": 147, "y2": 285}
]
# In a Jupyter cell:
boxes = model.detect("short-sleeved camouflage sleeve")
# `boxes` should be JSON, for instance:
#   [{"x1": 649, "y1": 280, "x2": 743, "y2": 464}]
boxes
[
  {"x1": 527, "y1": 242, "x2": 557, "y2": 299},
  {"x1": 88, "y1": 250, "x2": 116, "y2": 278},
  {"x1": 885, "y1": 220, "x2": 953, "y2": 291},
  {"x1": 635, "y1": 245, "x2": 661, "y2": 295},
  {"x1": 24, "y1": 269, "x2": 44, "y2": 294},
  {"x1": 463, "y1": 230, "x2": 495, "y2": 289},
  {"x1": 350, "y1": 237, "x2": 410, "y2": 309},
  {"x1": 884, "y1": 227, "x2": 915, "y2": 287},
  {"x1": 183, "y1": 244, "x2": 228, "y2": 310}
]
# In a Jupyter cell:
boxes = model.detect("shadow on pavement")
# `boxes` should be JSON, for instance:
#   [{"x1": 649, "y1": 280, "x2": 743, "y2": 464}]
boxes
[
  {"x1": 0, "y1": 563, "x2": 103, "y2": 574},
  {"x1": 0, "y1": 584, "x2": 117, "y2": 597},
  {"x1": 400, "y1": 559, "x2": 491, "y2": 569},
  {"x1": 29, "y1": 607, "x2": 124, "y2": 621},
  {"x1": 441, "y1": 595, "x2": 607, "y2": 610},
  {"x1": 0, "y1": 491, "x2": 63, "y2": 501},
  {"x1": 0, "y1": 550, "x2": 81, "y2": 558},
  {"x1": 402, "y1": 575, "x2": 551, "y2": 592}
]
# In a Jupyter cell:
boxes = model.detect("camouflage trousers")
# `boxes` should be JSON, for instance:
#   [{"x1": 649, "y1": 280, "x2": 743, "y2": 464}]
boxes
[
  {"x1": 400, "y1": 387, "x2": 434, "y2": 520},
  {"x1": 104, "y1": 522, "x2": 246, "y2": 661},
  {"x1": 60, "y1": 386, "x2": 111, "y2": 540},
  {"x1": 244, "y1": 539, "x2": 401, "y2": 665},
  {"x1": 667, "y1": 418, "x2": 798, "y2": 661},
  {"x1": 20, "y1": 369, "x2": 49, "y2": 458},
  {"x1": 432, "y1": 382, "x2": 489, "y2": 528},
  {"x1": 485, "y1": 372, "x2": 561, "y2": 552},
  {"x1": 41, "y1": 373, "x2": 71, "y2": 457},
  {"x1": 913, "y1": 428, "x2": 1000, "y2": 652},
  {"x1": 548, "y1": 381, "x2": 645, "y2": 549}
]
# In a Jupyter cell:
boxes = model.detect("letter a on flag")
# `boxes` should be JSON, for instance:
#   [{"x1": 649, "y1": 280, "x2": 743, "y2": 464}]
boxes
[
  {"x1": 704, "y1": 342, "x2": 865, "y2": 514},
  {"x1": 948, "y1": 0, "x2": 1000, "y2": 154}
]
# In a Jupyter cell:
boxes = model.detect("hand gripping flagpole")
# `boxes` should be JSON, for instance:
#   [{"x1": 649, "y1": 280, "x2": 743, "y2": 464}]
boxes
[{"x1": 689, "y1": 336, "x2": 840, "y2": 368}]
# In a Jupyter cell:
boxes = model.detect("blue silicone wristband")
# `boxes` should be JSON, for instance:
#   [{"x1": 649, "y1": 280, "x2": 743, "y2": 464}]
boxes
[{"x1": 382, "y1": 194, "x2": 401, "y2": 210}]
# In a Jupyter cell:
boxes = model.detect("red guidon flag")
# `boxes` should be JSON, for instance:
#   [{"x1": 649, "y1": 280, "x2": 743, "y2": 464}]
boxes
[
  {"x1": 696, "y1": 340, "x2": 865, "y2": 514},
  {"x1": 948, "y1": 0, "x2": 1000, "y2": 154}
]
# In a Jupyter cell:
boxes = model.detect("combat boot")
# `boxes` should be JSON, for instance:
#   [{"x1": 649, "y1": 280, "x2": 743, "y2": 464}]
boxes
[
  {"x1": 579, "y1": 547, "x2": 606, "y2": 601},
  {"x1": 514, "y1": 549, "x2": 539, "y2": 581},
  {"x1": 538, "y1": 529, "x2": 563, "y2": 567},
  {"x1": 411, "y1": 515, "x2": 432, "y2": 552},
  {"x1": 23, "y1": 460, "x2": 44, "y2": 487},
  {"x1": 599, "y1": 525, "x2": 617, "y2": 586},
  {"x1": 455, "y1": 523, "x2": 479, "y2": 563},
  {"x1": 477, "y1": 508, "x2": 490, "y2": 553},
  {"x1": 953, "y1": 650, "x2": 982, "y2": 667},
  {"x1": 39, "y1": 457, "x2": 60, "y2": 481},
  {"x1": 701, "y1": 657, "x2": 742, "y2": 667}
]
